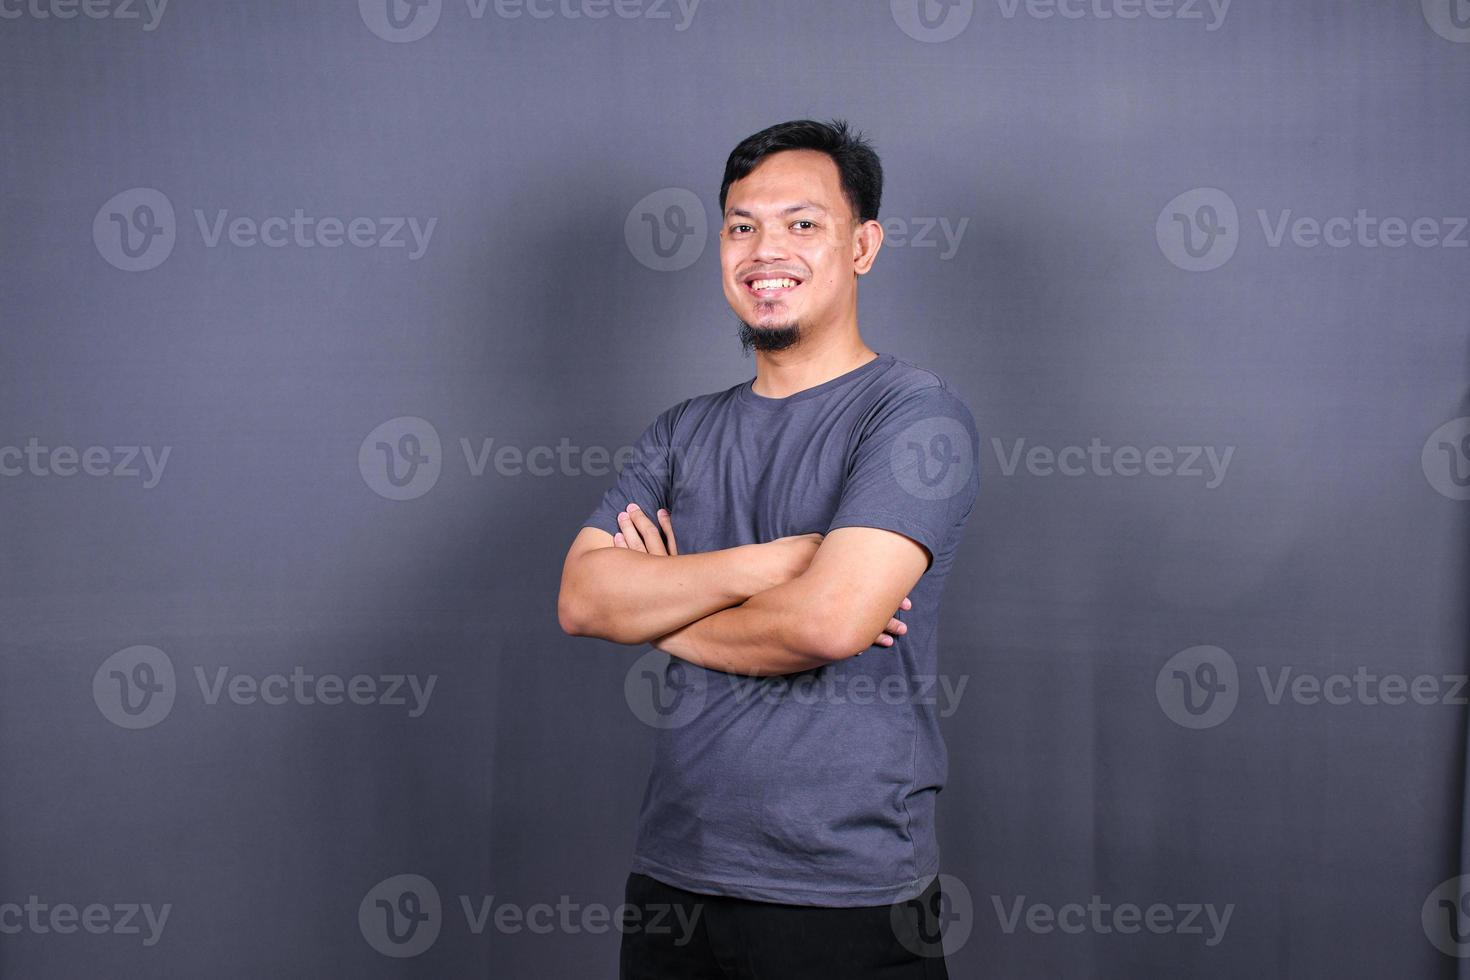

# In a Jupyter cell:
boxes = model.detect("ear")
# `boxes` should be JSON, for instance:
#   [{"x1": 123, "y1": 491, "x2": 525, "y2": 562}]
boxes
[{"x1": 852, "y1": 218, "x2": 884, "y2": 276}]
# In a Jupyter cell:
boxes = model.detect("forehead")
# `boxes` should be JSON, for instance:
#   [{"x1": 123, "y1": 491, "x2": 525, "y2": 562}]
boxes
[{"x1": 724, "y1": 149, "x2": 844, "y2": 216}]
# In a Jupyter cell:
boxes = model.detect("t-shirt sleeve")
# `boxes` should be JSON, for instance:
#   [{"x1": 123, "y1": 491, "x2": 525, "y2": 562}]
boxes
[
  {"x1": 581, "y1": 401, "x2": 687, "y2": 537},
  {"x1": 826, "y1": 382, "x2": 979, "y2": 571}
]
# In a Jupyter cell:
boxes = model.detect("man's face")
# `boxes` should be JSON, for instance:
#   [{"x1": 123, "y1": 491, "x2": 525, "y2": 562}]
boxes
[{"x1": 720, "y1": 149, "x2": 877, "y2": 351}]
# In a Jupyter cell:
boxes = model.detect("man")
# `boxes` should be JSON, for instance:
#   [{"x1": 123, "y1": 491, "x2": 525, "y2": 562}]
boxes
[{"x1": 558, "y1": 118, "x2": 979, "y2": 979}]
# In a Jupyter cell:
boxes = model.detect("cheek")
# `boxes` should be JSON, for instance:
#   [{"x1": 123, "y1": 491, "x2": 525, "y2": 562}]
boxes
[
  {"x1": 720, "y1": 259, "x2": 746, "y2": 290},
  {"x1": 808, "y1": 249, "x2": 843, "y2": 281}
]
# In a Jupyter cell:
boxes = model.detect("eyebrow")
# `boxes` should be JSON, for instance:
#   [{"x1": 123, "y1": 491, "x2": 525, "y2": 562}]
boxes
[{"x1": 723, "y1": 201, "x2": 829, "y2": 219}]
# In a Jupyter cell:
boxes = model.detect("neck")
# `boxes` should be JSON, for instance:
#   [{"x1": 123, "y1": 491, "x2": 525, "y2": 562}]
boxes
[{"x1": 750, "y1": 330, "x2": 877, "y2": 399}]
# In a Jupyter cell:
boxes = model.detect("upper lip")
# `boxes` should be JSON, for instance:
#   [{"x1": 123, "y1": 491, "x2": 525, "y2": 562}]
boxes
[{"x1": 742, "y1": 271, "x2": 804, "y2": 285}]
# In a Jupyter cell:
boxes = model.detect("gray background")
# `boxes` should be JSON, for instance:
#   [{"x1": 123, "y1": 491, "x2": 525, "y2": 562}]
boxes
[{"x1": 2, "y1": 0, "x2": 1468, "y2": 976}]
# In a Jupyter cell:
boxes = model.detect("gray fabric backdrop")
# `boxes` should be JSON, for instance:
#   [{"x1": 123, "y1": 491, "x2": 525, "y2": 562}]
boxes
[{"x1": 2, "y1": 1, "x2": 1468, "y2": 976}]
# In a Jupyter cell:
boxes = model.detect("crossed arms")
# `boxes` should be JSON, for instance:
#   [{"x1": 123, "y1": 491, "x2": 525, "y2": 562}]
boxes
[{"x1": 557, "y1": 503, "x2": 930, "y2": 677}]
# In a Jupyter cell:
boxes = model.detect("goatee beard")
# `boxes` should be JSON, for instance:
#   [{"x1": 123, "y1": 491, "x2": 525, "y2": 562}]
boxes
[{"x1": 737, "y1": 317, "x2": 801, "y2": 356}]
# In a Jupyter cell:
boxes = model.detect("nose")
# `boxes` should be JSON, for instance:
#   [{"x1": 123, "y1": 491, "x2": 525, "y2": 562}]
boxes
[{"x1": 747, "y1": 227, "x2": 791, "y2": 263}]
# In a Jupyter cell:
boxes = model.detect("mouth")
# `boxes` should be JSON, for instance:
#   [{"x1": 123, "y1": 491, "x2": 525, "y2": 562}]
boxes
[{"x1": 741, "y1": 274, "x2": 804, "y2": 300}]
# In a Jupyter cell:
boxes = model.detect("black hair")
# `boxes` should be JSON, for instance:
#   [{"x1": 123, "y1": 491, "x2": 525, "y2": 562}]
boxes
[{"x1": 718, "y1": 118, "x2": 883, "y2": 226}]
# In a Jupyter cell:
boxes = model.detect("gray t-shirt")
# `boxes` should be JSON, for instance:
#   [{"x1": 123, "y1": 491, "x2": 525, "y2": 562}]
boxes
[{"x1": 582, "y1": 351, "x2": 979, "y2": 907}]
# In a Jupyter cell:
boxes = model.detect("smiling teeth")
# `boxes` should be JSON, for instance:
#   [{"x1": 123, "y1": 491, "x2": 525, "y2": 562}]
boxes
[{"x1": 752, "y1": 278, "x2": 798, "y2": 290}]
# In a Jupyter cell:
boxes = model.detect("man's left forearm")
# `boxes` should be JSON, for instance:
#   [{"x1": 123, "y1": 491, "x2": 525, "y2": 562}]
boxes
[{"x1": 653, "y1": 579, "x2": 850, "y2": 677}]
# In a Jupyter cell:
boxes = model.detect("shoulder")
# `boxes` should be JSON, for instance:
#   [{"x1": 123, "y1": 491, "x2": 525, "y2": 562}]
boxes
[
  {"x1": 655, "y1": 378, "x2": 746, "y2": 432},
  {"x1": 637, "y1": 382, "x2": 740, "y2": 443},
  {"x1": 864, "y1": 355, "x2": 977, "y2": 431}
]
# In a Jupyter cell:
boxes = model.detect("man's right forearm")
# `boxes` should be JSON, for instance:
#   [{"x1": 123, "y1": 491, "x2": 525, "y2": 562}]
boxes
[{"x1": 557, "y1": 544, "x2": 779, "y2": 645}]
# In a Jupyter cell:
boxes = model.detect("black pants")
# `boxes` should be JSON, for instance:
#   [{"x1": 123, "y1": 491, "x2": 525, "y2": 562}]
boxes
[{"x1": 618, "y1": 871, "x2": 952, "y2": 980}]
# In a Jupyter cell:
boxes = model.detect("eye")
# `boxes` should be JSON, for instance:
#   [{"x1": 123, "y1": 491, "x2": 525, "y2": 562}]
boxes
[
  {"x1": 729, "y1": 224, "x2": 753, "y2": 234},
  {"x1": 793, "y1": 220, "x2": 816, "y2": 230}
]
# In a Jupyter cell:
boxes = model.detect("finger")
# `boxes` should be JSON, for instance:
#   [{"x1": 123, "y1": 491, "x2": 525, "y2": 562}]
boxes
[
  {"x1": 872, "y1": 616, "x2": 909, "y2": 647},
  {"x1": 613, "y1": 532, "x2": 628, "y2": 548},
  {"x1": 900, "y1": 596, "x2": 912, "y2": 611},
  {"x1": 616, "y1": 510, "x2": 648, "y2": 553},
  {"x1": 657, "y1": 509, "x2": 678, "y2": 557},
  {"x1": 625, "y1": 503, "x2": 667, "y2": 556},
  {"x1": 622, "y1": 506, "x2": 661, "y2": 554}
]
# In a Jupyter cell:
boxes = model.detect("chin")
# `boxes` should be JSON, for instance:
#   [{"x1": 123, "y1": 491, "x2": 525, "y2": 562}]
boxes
[
  {"x1": 748, "y1": 303, "x2": 801, "y2": 322},
  {"x1": 736, "y1": 315, "x2": 801, "y2": 355}
]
